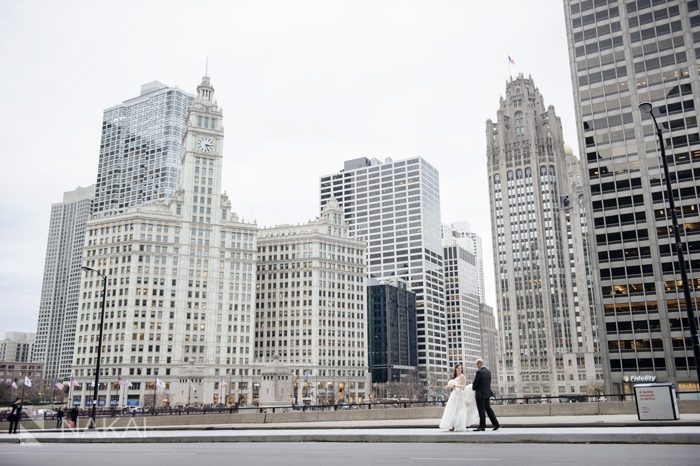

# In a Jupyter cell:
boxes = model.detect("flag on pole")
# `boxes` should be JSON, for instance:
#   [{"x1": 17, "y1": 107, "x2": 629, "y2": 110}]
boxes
[
  {"x1": 155, "y1": 378, "x2": 166, "y2": 391},
  {"x1": 11, "y1": 380, "x2": 17, "y2": 389},
  {"x1": 24, "y1": 376, "x2": 32, "y2": 387},
  {"x1": 71, "y1": 376, "x2": 79, "y2": 387},
  {"x1": 221, "y1": 380, "x2": 228, "y2": 387},
  {"x1": 126, "y1": 380, "x2": 133, "y2": 388},
  {"x1": 508, "y1": 55, "x2": 515, "y2": 65}
]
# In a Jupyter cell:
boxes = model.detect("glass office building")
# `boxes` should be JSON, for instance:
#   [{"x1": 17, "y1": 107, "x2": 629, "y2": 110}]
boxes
[
  {"x1": 93, "y1": 81, "x2": 193, "y2": 216},
  {"x1": 367, "y1": 278, "x2": 417, "y2": 384}
]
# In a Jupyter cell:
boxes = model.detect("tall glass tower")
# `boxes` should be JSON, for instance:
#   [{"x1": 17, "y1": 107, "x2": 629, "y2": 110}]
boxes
[
  {"x1": 92, "y1": 81, "x2": 193, "y2": 216},
  {"x1": 320, "y1": 157, "x2": 447, "y2": 392},
  {"x1": 564, "y1": 0, "x2": 700, "y2": 395}
]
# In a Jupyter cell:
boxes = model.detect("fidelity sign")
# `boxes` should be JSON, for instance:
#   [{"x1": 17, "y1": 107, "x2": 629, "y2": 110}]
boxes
[{"x1": 628, "y1": 375, "x2": 656, "y2": 383}]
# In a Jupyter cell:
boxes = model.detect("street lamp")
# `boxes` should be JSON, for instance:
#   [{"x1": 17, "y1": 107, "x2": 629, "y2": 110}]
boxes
[
  {"x1": 81, "y1": 265, "x2": 107, "y2": 429},
  {"x1": 639, "y1": 102, "x2": 700, "y2": 389}
]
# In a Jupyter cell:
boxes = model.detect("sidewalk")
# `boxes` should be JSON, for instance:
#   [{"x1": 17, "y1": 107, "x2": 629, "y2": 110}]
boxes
[{"x1": 2, "y1": 414, "x2": 700, "y2": 444}]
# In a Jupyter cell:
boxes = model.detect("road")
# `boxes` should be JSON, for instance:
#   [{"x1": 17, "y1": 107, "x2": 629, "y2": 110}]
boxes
[{"x1": 3, "y1": 442, "x2": 699, "y2": 466}]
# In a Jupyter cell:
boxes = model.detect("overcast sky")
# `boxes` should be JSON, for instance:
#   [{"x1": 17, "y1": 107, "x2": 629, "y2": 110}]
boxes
[{"x1": 0, "y1": 0, "x2": 577, "y2": 335}]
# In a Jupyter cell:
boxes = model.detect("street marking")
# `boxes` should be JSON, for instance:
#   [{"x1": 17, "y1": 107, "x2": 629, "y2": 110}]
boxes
[
  {"x1": 143, "y1": 452, "x2": 196, "y2": 455},
  {"x1": 409, "y1": 458, "x2": 501, "y2": 462}
]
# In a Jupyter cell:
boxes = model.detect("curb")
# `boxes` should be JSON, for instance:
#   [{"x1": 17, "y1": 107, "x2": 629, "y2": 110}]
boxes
[{"x1": 2, "y1": 430, "x2": 700, "y2": 445}]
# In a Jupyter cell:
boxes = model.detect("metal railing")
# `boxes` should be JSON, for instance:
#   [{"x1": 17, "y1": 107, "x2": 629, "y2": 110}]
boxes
[{"x1": 32, "y1": 392, "x2": 694, "y2": 420}]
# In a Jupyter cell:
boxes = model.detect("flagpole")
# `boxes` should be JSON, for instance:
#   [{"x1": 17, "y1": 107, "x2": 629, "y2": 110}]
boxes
[{"x1": 153, "y1": 378, "x2": 157, "y2": 410}]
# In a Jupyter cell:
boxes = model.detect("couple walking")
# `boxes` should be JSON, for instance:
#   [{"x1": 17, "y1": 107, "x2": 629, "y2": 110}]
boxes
[{"x1": 439, "y1": 359, "x2": 500, "y2": 432}]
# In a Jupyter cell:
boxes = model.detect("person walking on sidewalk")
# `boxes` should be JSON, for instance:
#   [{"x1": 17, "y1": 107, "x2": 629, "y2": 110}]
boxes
[
  {"x1": 69, "y1": 406, "x2": 79, "y2": 429},
  {"x1": 56, "y1": 406, "x2": 65, "y2": 428},
  {"x1": 471, "y1": 359, "x2": 500, "y2": 432},
  {"x1": 7, "y1": 398, "x2": 23, "y2": 434}
]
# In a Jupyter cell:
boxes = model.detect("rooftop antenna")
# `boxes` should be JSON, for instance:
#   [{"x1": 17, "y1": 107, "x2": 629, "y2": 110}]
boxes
[{"x1": 205, "y1": 57, "x2": 209, "y2": 77}]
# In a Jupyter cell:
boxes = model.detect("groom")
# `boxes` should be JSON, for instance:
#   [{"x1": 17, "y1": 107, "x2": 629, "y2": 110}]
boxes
[{"x1": 471, "y1": 358, "x2": 500, "y2": 431}]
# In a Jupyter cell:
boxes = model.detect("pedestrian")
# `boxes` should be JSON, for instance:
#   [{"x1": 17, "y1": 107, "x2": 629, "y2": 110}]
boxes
[
  {"x1": 69, "y1": 406, "x2": 79, "y2": 429},
  {"x1": 56, "y1": 406, "x2": 65, "y2": 429},
  {"x1": 471, "y1": 358, "x2": 500, "y2": 431},
  {"x1": 7, "y1": 398, "x2": 22, "y2": 434}
]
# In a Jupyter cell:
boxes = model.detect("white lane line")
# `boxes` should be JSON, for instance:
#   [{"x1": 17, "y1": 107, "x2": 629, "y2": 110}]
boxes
[
  {"x1": 142, "y1": 452, "x2": 196, "y2": 455},
  {"x1": 409, "y1": 458, "x2": 501, "y2": 462}
]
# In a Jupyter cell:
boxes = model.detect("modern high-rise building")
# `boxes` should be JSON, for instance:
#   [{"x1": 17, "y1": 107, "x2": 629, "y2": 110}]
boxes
[
  {"x1": 486, "y1": 75, "x2": 602, "y2": 398},
  {"x1": 449, "y1": 222, "x2": 486, "y2": 304},
  {"x1": 442, "y1": 224, "x2": 482, "y2": 369},
  {"x1": 33, "y1": 185, "x2": 95, "y2": 383},
  {"x1": 564, "y1": 0, "x2": 700, "y2": 395},
  {"x1": 1, "y1": 332, "x2": 36, "y2": 363},
  {"x1": 92, "y1": 81, "x2": 193, "y2": 217},
  {"x1": 367, "y1": 277, "x2": 417, "y2": 384},
  {"x1": 479, "y1": 303, "x2": 499, "y2": 394},
  {"x1": 255, "y1": 198, "x2": 369, "y2": 404},
  {"x1": 320, "y1": 157, "x2": 447, "y2": 389},
  {"x1": 72, "y1": 76, "x2": 257, "y2": 408}
]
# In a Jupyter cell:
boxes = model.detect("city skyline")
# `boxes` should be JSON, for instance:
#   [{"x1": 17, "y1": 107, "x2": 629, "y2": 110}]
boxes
[{"x1": 0, "y1": 0, "x2": 578, "y2": 333}]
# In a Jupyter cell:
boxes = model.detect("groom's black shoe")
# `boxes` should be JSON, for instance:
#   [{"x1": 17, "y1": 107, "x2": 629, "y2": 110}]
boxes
[
  {"x1": 492, "y1": 425, "x2": 501, "y2": 431},
  {"x1": 473, "y1": 428, "x2": 485, "y2": 431}
]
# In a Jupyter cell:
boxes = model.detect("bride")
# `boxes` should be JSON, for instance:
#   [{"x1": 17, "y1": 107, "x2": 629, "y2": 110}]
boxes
[{"x1": 439, "y1": 363, "x2": 478, "y2": 432}]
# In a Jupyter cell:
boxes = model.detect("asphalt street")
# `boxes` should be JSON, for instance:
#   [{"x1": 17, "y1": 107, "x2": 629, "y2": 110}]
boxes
[{"x1": 3, "y1": 442, "x2": 700, "y2": 466}]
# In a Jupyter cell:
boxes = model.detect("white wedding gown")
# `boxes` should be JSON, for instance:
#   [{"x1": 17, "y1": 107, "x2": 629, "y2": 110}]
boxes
[{"x1": 439, "y1": 382, "x2": 479, "y2": 432}]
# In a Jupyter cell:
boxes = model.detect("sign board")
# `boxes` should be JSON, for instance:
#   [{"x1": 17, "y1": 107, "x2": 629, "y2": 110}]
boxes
[{"x1": 633, "y1": 383, "x2": 680, "y2": 421}]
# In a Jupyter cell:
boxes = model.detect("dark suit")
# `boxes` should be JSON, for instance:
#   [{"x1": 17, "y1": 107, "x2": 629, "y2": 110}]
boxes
[
  {"x1": 472, "y1": 366, "x2": 499, "y2": 429},
  {"x1": 8, "y1": 402, "x2": 22, "y2": 434},
  {"x1": 56, "y1": 408, "x2": 64, "y2": 428}
]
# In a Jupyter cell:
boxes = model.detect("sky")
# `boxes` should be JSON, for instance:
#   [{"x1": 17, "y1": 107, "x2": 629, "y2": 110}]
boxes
[{"x1": 0, "y1": 0, "x2": 578, "y2": 335}]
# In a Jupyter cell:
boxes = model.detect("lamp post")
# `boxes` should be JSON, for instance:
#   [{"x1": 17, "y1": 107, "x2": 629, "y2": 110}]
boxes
[
  {"x1": 639, "y1": 102, "x2": 700, "y2": 389},
  {"x1": 81, "y1": 265, "x2": 107, "y2": 429}
]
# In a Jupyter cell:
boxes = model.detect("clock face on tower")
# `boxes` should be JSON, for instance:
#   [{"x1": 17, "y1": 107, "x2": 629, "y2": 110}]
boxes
[{"x1": 197, "y1": 137, "x2": 214, "y2": 153}]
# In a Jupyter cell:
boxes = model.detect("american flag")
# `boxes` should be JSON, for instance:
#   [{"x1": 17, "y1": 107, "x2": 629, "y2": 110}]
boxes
[{"x1": 71, "y1": 376, "x2": 79, "y2": 387}]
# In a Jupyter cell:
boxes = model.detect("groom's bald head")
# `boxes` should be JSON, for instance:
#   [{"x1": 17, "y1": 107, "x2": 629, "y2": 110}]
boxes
[{"x1": 475, "y1": 359, "x2": 484, "y2": 368}]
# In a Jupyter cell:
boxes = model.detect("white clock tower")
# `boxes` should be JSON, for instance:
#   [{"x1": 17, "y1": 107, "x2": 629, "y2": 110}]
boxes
[{"x1": 180, "y1": 75, "x2": 225, "y2": 220}]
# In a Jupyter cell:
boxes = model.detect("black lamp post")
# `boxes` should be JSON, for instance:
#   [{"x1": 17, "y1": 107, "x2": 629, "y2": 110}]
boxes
[
  {"x1": 639, "y1": 102, "x2": 700, "y2": 389},
  {"x1": 81, "y1": 265, "x2": 107, "y2": 429}
]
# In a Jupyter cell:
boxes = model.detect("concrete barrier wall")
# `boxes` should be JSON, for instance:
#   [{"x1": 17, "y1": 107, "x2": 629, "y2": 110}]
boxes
[{"x1": 17, "y1": 399, "x2": 700, "y2": 429}]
